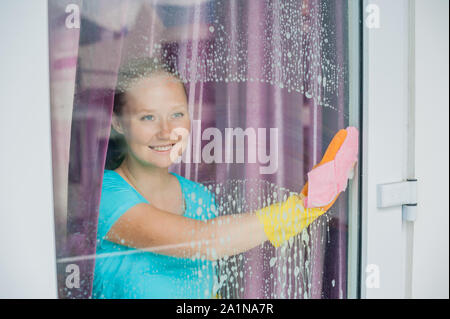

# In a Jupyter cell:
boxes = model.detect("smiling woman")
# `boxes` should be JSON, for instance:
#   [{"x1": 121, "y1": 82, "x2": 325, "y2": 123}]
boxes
[{"x1": 96, "y1": 57, "x2": 222, "y2": 298}]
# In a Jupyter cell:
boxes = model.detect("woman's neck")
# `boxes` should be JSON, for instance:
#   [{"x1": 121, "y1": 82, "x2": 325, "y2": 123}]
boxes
[{"x1": 117, "y1": 156, "x2": 173, "y2": 196}]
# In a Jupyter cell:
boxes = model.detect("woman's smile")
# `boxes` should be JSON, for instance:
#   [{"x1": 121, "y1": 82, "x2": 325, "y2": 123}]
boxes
[{"x1": 149, "y1": 143, "x2": 176, "y2": 153}]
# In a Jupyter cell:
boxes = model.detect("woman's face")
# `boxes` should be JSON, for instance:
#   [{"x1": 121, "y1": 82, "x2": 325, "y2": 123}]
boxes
[{"x1": 113, "y1": 73, "x2": 191, "y2": 168}]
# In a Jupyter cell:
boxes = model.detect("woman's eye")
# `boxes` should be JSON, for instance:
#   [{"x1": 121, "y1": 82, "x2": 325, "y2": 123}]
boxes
[
  {"x1": 141, "y1": 115, "x2": 154, "y2": 121},
  {"x1": 172, "y1": 112, "x2": 184, "y2": 118}
]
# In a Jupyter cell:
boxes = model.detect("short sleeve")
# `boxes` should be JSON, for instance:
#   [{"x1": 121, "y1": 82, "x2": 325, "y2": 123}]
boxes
[
  {"x1": 179, "y1": 175, "x2": 219, "y2": 221},
  {"x1": 204, "y1": 187, "x2": 219, "y2": 219},
  {"x1": 196, "y1": 184, "x2": 218, "y2": 220},
  {"x1": 97, "y1": 172, "x2": 147, "y2": 245}
]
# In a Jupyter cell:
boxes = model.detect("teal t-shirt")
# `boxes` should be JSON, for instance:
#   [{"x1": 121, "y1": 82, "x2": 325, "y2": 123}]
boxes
[{"x1": 92, "y1": 170, "x2": 219, "y2": 299}]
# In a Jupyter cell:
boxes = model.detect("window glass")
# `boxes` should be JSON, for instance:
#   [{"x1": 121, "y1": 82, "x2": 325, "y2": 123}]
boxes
[{"x1": 48, "y1": 0, "x2": 361, "y2": 299}]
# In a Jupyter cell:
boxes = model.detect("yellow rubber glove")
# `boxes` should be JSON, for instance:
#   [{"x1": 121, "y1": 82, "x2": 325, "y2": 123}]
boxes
[
  {"x1": 256, "y1": 128, "x2": 358, "y2": 248},
  {"x1": 256, "y1": 193, "x2": 325, "y2": 248}
]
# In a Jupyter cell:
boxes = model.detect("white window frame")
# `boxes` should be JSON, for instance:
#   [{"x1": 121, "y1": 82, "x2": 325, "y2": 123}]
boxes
[
  {"x1": 360, "y1": 0, "x2": 412, "y2": 299},
  {"x1": 346, "y1": 0, "x2": 363, "y2": 300}
]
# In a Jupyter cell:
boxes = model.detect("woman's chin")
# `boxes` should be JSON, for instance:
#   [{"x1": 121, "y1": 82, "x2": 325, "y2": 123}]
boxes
[
  {"x1": 145, "y1": 156, "x2": 176, "y2": 169},
  {"x1": 133, "y1": 148, "x2": 183, "y2": 168},
  {"x1": 148, "y1": 150, "x2": 183, "y2": 166}
]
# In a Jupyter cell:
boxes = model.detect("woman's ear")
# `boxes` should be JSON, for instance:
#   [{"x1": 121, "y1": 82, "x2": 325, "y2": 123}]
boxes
[{"x1": 111, "y1": 114, "x2": 124, "y2": 135}]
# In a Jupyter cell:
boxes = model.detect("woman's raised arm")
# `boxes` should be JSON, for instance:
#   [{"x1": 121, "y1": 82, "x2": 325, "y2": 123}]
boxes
[
  {"x1": 105, "y1": 202, "x2": 268, "y2": 261},
  {"x1": 105, "y1": 126, "x2": 358, "y2": 261}
]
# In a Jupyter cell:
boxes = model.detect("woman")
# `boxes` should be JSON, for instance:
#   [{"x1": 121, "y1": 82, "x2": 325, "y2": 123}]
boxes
[{"x1": 92, "y1": 57, "x2": 358, "y2": 299}]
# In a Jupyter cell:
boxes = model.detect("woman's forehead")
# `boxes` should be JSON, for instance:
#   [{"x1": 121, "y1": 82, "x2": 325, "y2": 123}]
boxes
[{"x1": 124, "y1": 74, "x2": 187, "y2": 112}]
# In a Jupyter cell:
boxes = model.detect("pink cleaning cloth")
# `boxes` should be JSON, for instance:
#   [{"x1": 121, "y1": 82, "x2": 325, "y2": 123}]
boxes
[{"x1": 304, "y1": 127, "x2": 359, "y2": 208}]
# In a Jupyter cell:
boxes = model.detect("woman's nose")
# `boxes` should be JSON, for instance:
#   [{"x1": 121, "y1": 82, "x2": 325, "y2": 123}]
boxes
[{"x1": 157, "y1": 121, "x2": 172, "y2": 139}]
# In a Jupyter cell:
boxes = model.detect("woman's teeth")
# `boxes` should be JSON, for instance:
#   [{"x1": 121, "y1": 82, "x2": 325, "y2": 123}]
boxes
[{"x1": 150, "y1": 144, "x2": 173, "y2": 151}]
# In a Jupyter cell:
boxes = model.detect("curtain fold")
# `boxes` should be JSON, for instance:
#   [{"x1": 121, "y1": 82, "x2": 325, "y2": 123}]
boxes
[{"x1": 49, "y1": 0, "x2": 350, "y2": 299}]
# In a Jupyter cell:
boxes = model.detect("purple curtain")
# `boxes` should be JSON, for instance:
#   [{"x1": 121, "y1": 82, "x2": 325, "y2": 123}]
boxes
[{"x1": 49, "y1": 0, "x2": 351, "y2": 299}]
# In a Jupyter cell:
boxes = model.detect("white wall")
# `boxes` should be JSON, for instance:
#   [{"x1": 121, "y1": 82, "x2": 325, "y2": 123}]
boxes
[
  {"x1": 0, "y1": 1, "x2": 58, "y2": 298},
  {"x1": 412, "y1": 0, "x2": 449, "y2": 299}
]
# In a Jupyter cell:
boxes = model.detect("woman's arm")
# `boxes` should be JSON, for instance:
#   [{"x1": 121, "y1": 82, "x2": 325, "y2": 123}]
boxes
[
  {"x1": 104, "y1": 127, "x2": 358, "y2": 261},
  {"x1": 105, "y1": 203, "x2": 267, "y2": 261}
]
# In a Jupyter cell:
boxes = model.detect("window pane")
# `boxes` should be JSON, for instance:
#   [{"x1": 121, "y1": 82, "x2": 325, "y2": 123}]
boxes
[{"x1": 48, "y1": 0, "x2": 361, "y2": 299}]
